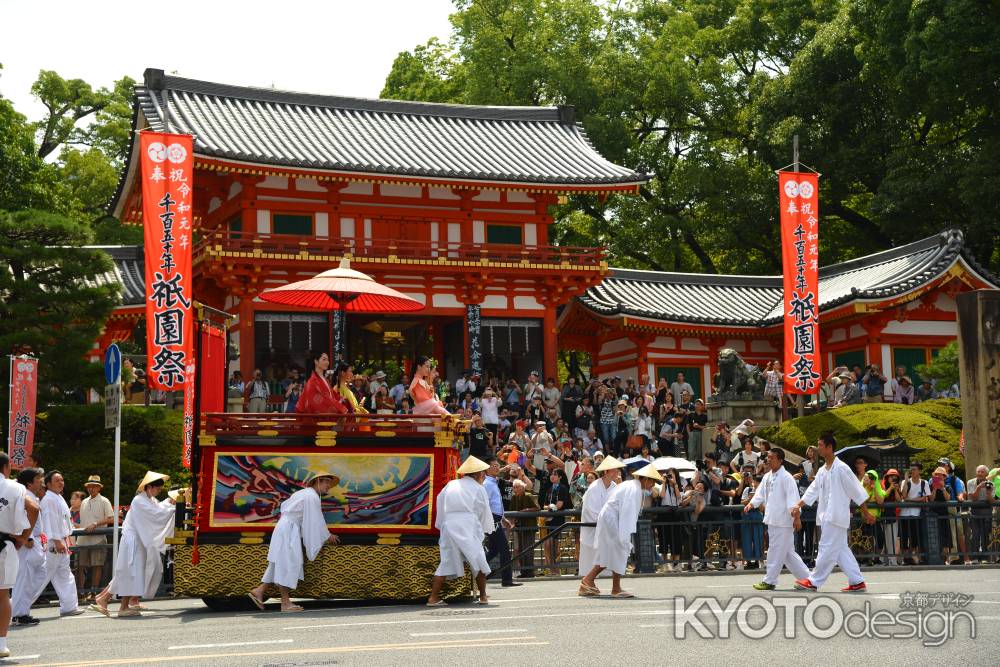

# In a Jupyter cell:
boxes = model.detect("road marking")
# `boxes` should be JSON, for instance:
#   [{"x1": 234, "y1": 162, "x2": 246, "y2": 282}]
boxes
[
  {"x1": 410, "y1": 628, "x2": 527, "y2": 637},
  {"x1": 34, "y1": 637, "x2": 549, "y2": 667},
  {"x1": 867, "y1": 581, "x2": 919, "y2": 585},
  {"x1": 167, "y1": 639, "x2": 293, "y2": 650},
  {"x1": 490, "y1": 596, "x2": 578, "y2": 603},
  {"x1": 285, "y1": 608, "x2": 676, "y2": 630},
  {"x1": 10, "y1": 655, "x2": 41, "y2": 661}
]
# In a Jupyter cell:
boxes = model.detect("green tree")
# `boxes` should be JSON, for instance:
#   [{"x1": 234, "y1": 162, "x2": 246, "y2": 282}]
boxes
[
  {"x1": 915, "y1": 341, "x2": 960, "y2": 390},
  {"x1": 383, "y1": 0, "x2": 1000, "y2": 274},
  {"x1": 0, "y1": 209, "x2": 120, "y2": 408}
]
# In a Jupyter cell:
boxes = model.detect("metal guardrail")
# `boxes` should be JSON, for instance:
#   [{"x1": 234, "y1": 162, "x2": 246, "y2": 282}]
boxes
[{"x1": 494, "y1": 501, "x2": 1000, "y2": 577}]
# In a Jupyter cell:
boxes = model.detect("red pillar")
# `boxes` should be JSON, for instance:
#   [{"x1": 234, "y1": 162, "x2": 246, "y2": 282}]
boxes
[
  {"x1": 543, "y1": 306, "x2": 558, "y2": 381},
  {"x1": 239, "y1": 297, "x2": 255, "y2": 379}
]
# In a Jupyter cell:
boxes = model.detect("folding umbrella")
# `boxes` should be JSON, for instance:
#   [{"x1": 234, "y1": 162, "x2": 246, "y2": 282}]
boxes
[{"x1": 835, "y1": 444, "x2": 882, "y2": 469}]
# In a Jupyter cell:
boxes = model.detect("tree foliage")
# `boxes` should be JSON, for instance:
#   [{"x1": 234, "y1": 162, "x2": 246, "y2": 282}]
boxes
[
  {"x1": 0, "y1": 209, "x2": 120, "y2": 405},
  {"x1": 383, "y1": 0, "x2": 1000, "y2": 274}
]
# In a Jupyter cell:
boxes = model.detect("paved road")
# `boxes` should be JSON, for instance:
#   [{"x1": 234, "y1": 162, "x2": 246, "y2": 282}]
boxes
[{"x1": 6, "y1": 569, "x2": 998, "y2": 666}]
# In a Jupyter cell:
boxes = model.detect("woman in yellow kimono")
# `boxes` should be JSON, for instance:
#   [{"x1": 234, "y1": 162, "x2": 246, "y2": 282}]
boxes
[{"x1": 333, "y1": 362, "x2": 368, "y2": 414}]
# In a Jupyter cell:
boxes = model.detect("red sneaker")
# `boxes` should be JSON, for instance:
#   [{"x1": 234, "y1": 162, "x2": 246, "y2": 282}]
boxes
[
  {"x1": 841, "y1": 582, "x2": 867, "y2": 593},
  {"x1": 794, "y1": 578, "x2": 817, "y2": 591}
]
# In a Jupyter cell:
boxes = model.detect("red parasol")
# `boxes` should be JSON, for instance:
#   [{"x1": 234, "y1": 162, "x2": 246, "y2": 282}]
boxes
[{"x1": 259, "y1": 258, "x2": 423, "y2": 312}]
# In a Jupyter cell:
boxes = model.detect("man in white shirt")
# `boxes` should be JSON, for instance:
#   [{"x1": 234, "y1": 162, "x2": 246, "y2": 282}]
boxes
[
  {"x1": 669, "y1": 372, "x2": 694, "y2": 406},
  {"x1": 37, "y1": 471, "x2": 82, "y2": 616},
  {"x1": 792, "y1": 434, "x2": 874, "y2": 592},
  {"x1": 745, "y1": 448, "x2": 810, "y2": 590},
  {"x1": 0, "y1": 452, "x2": 37, "y2": 659},
  {"x1": 523, "y1": 371, "x2": 542, "y2": 405},
  {"x1": 76, "y1": 475, "x2": 115, "y2": 597}
]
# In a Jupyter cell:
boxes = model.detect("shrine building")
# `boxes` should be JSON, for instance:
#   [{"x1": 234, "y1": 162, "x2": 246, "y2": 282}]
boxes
[
  {"x1": 557, "y1": 229, "x2": 999, "y2": 397},
  {"x1": 104, "y1": 69, "x2": 646, "y2": 381},
  {"x1": 98, "y1": 70, "x2": 998, "y2": 390}
]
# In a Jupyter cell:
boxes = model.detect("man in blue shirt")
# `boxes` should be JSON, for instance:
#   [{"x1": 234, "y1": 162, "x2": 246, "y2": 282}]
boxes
[{"x1": 483, "y1": 456, "x2": 520, "y2": 587}]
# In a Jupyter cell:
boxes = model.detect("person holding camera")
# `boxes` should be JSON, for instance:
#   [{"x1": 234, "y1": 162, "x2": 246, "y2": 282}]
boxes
[
  {"x1": 881, "y1": 469, "x2": 903, "y2": 565},
  {"x1": 967, "y1": 465, "x2": 996, "y2": 563},
  {"x1": 653, "y1": 468, "x2": 684, "y2": 571},
  {"x1": 861, "y1": 365, "x2": 886, "y2": 403}
]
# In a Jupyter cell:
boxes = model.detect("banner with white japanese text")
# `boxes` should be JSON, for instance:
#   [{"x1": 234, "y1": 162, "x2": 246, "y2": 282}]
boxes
[
  {"x1": 7, "y1": 356, "x2": 38, "y2": 468},
  {"x1": 140, "y1": 132, "x2": 194, "y2": 391},
  {"x1": 141, "y1": 132, "x2": 195, "y2": 467},
  {"x1": 779, "y1": 172, "x2": 821, "y2": 394}
]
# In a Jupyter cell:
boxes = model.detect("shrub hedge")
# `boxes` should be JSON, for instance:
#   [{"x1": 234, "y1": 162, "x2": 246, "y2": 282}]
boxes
[
  {"x1": 33, "y1": 405, "x2": 190, "y2": 497},
  {"x1": 758, "y1": 399, "x2": 963, "y2": 475}
]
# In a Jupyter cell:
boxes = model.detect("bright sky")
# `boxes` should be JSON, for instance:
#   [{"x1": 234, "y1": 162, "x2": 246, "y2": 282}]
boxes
[{"x1": 0, "y1": 0, "x2": 455, "y2": 121}]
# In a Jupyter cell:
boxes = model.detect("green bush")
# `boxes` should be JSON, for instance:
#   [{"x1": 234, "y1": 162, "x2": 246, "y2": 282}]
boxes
[
  {"x1": 33, "y1": 405, "x2": 190, "y2": 497},
  {"x1": 758, "y1": 399, "x2": 963, "y2": 475}
]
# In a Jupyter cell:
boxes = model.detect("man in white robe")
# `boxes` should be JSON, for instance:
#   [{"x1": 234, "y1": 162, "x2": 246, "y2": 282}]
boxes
[
  {"x1": 427, "y1": 456, "x2": 494, "y2": 606},
  {"x1": 92, "y1": 471, "x2": 176, "y2": 617},
  {"x1": 0, "y1": 452, "x2": 37, "y2": 659},
  {"x1": 249, "y1": 472, "x2": 339, "y2": 612},
  {"x1": 579, "y1": 464, "x2": 662, "y2": 598},
  {"x1": 745, "y1": 448, "x2": 811, "y2": 590},
  {"x1": 11, "y1": 467, "x2": 47, "y2": 626},
  {"x1": 578, "y1": 456, "x2": 624, "y2": 578},
  {"x1": 792, "y1": 434, "x2": 874, "y2": 592},
  {"x1": 37, "y1": 471, "x2": 81, "y2": 616}
]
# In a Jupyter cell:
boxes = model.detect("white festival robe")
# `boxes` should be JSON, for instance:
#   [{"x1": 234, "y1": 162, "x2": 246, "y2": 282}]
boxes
[
  {"x1": 593, "y1": 479, "x2": 644, "y2": 576},
  {"x1": 11, "y1": 489, "x2": 48, "y2": 616},
  {"x1": 579, "y1": 478, "x2": 615, "y2": 577},
  {"x1": 262, "y1": 487, "x2": 330, "y2": 590},
  {"x1": 110, "y1": 494, "x2": 175, "y2": 598},
  {"x1": 39, "y1": 489, "x2": 79, "y2": 612},
  {"x1": 434, "y1": 476, "x2": 494, "y2": 579},
  {"x1": 800, "y1": 457, "x2": 869, "y2": 588},
  {"x1": 748, "y1": 466, "x2": 810, "y2": 585},
  {"x1": 0, "y1": 479, "x2": 29, "y2": 591}
]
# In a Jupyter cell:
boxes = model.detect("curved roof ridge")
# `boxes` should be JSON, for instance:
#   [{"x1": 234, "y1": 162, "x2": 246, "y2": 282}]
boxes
[{"x1": 145, "y1": 70, "x2": 568, "y2": 123}]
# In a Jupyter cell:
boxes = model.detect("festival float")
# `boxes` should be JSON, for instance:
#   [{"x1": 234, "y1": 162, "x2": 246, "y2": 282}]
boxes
[{"x1": 168, "y1": 260, "x2": 470, "y2": 609}]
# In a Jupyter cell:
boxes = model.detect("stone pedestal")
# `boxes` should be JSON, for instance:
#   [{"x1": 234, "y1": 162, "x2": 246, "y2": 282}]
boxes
[
  {"x1": 226, "y1": 397, "x2": 245, "y2": 413},
  {"x1": 702, "y1": 399, "x2": 781, "y2": 458},
  {"x1": 956, "y1": 290, "x2": 1000, "y2": 473}
]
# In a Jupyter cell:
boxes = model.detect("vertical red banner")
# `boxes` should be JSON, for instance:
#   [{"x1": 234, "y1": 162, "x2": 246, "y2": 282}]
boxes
[
  {"x1": 7, "y1": 356, "x2": 38, "y2": 468},
  {"x1": 779, "y1": 172, "x2": 821, "y2": 394},
  {"x1": 140, "y1": 132, "x2": 195, "y2": 467}
]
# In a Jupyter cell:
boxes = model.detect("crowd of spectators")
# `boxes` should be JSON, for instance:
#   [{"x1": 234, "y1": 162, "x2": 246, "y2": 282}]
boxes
[
  {"x1": 818, "y1": 363, "x2": 960, "y2": 410},
  {"x1": 225, "y1": 360, "x2": 988, "y2": 575}
]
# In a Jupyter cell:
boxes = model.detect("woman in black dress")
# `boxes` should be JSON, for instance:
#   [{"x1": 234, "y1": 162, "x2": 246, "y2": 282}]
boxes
[{"x1": 543, "y1": 469, "x2": 573, "y2": 573}]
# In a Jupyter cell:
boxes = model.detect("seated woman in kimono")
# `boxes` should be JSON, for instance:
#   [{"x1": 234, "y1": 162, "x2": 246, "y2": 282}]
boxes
[
  {"x1": 248, "y1": 472, "x2": 340, "y2": 612},
  {"x1": 296, "y1": 351, "x2": 348, "y2": 414},
  {"x1": 409, "y1": 355, "x2": 450, "y2": 416}
]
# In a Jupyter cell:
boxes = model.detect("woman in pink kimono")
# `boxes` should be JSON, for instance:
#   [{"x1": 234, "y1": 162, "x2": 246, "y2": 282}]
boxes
[{"x1": 409, "y1": 356, "x2": 450, "y2": 416}]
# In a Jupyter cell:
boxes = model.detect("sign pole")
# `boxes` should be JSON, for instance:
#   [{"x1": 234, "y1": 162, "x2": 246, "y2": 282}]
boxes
[
  {"x1": 105, "y1": 344, "x2": 123, "y2": 566},
  {"x1": 113, "y1": 413, "x2": 121, "y2": 565}
]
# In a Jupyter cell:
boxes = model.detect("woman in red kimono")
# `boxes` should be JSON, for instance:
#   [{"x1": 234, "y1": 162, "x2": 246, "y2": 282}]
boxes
[
  {"x1": 296, "y1": 351, "x2": 347, "y2": 414},
  {"x1": 409, "y1": 355, "x2": 450, "y2": 416}
]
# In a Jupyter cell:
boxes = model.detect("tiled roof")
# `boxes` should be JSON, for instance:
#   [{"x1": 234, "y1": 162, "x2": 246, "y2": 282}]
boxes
[
  {"x1": 130, "y1": 68, "x2": 646, "y2": 187},
  {"x1": 577, "y1": 230, "x2": 999, "y2": 327},
  {"x1": 87, "y1": 246, "x2": 145, "y2": 307}
]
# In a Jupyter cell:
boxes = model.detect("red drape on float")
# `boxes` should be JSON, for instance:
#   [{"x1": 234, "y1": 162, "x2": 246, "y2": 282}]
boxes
[
  {"x1": 199, "y1": 324, "x2": 226, "y2": 414},
  {"x1": 779, "y1": 171, "x2": 821, "y2": 394},
  {"x1": 140, "y1": 131, "x2": 195, "y2": 466},
  {"x1": 7, "y1": 356, "x2": 38, "y2": 468}
]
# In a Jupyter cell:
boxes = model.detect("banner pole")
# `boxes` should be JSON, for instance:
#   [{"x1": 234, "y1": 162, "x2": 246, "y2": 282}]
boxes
[{"x1": 6, "y1": 355, "x2": 13, "y2": 457}]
